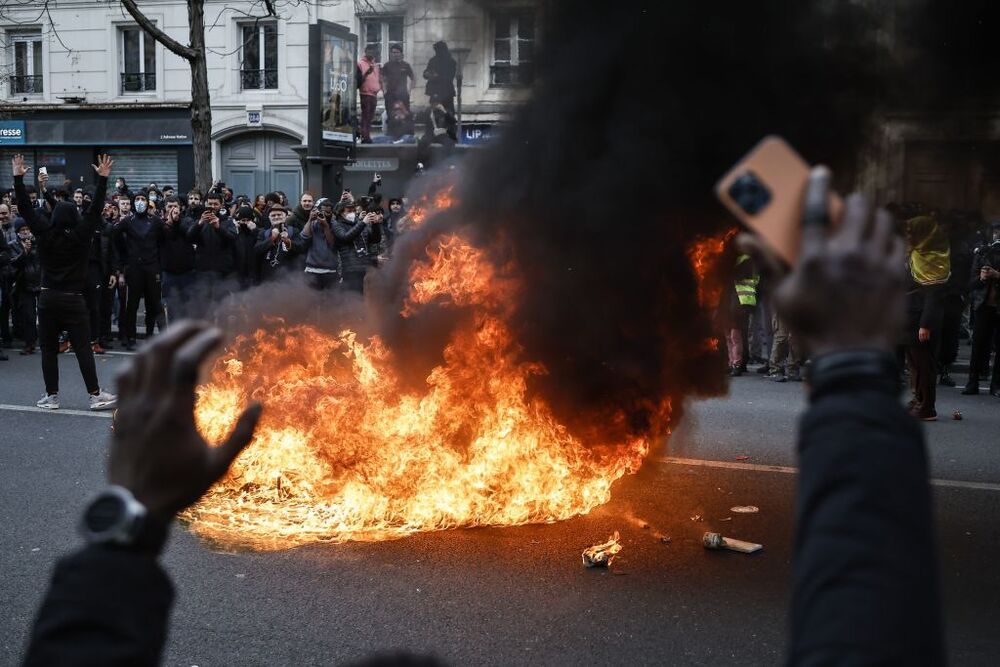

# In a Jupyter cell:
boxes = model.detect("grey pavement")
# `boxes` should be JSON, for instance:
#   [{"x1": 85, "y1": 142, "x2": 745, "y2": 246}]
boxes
[{"x1": 0, "y1": 349, "x2": 998, "y2": 666}]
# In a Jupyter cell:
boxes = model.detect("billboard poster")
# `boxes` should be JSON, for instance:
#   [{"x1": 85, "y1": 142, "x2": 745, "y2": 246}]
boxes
[{"x1": 319, "y1": 26, "x2": 356, "y2": 145}]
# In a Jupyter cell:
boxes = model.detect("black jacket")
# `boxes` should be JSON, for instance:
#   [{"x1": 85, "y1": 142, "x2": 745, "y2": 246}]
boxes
[
  {"x1": 185, "y1": 214, "x2": 237, "y2": 275},
  {"x1": 114, "y1": 212, "x2": 165, "y2": 272},
  {"x1": 332, "y1": 216, "x2": 380, "y2": 276},
  {"x1": 14, "y1": 174, "x2": 108, "y2": 292},
  {"x1": 12, "y1": 242, "x2": 42, "y2": 293},
  {"x1": 88, "y1": 218, "x2": 118, "y2": 277},
  {"x1": 255, "y1": 224, "x2": 301, "y2": 280},
  {"x1": 968, "y1": 241, "x2": 1000, "y2": 312},
  {"x1": 903, "y1": 277, "x2": 944, "y2": 346},
  {"x1": 234, "y1": 221, "x2": 260, "y2": 286},
  {"x1": 160, "y1": 219, "x2": 196, "y2": 275}
]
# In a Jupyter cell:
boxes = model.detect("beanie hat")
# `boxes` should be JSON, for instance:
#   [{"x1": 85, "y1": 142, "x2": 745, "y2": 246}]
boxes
[{"x1": 235, "y1": 205, "x2": 256, "y2": 221}]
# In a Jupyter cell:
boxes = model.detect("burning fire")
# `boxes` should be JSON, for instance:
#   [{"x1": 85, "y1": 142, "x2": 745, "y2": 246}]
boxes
[
  {"x1": 686, "y1": 228, "x2": 737, "y2": 308},
  {"x1": 185, "y1": 229, "x2": 656, "y2": 550},
  {"x1": 404, "y1": 185, "x2": 456, "y2": 231}
]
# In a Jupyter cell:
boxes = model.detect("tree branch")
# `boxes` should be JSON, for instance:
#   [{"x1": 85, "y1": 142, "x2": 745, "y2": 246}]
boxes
[{"x1": 119, "y1": 0, "x2": 198, "y2": 61}]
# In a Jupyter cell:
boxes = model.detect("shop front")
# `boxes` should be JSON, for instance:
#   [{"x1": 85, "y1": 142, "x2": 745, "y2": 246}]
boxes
[{"x1": 0, "y1": 107, "x2": 193, "y2": 193}]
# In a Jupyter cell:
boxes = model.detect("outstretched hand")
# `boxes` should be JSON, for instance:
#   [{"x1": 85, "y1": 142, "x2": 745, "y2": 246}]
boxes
[
  {"x1": 92, "y1": 154, "x2": 114, "y2": 178},
  {"x1": 110, "y1": 320, "x2": 263, "y2": 521},
  {"x1": 737, "y1": 166, "x2": 905, "y2": 357},
  {"x1": 11, "y1": 154, "x2": 27, "y2": 178}
]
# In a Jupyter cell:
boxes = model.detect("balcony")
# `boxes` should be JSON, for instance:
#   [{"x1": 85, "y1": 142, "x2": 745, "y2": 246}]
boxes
[
  {"x1": 241, "y1": 69, "x2": 278, "y2": 90},
  {"x1": 121, "y1": 72, "x2": 156, "y2": 93},
  {"x1": 489, "y1": 63, "x2": 534, "y2": 88},
  {"x1": 10, "y1": 75, "x2": 43, "y2": 95}
]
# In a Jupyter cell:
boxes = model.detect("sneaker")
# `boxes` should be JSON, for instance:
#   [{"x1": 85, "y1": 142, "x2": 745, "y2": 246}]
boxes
[
  {"x1": 961, "y1": 383, "x2": 979, "y2": 396},
  {"x1": 89, "y1": 390, "x2": 117, "y2": 411},
  {"x1": 36, "y1": 394, "x2": 59, "y2": 409},
  {"x1": 92, "y1": 342, "x2": 106, "y2": 355}
]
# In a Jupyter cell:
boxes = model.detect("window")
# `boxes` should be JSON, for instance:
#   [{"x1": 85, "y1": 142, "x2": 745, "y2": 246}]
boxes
[
  {"x1": 10, "y1": 33, "x2": 43, "y2": 95},
  {"x1": 361, "y1": 17, "x2": 403, "y2": 63},
  {"x1": 240, "y1": 22, "x2": 278, "y2": 90},
  {"x1": 120, "y1": 27, "x2": 156, "y2": 93},
  {"x1": 491, "y1": 11, "x2": 535, "y2": 87}
]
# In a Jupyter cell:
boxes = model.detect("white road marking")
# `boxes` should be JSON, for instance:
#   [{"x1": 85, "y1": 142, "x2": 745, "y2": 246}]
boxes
[
  {"x1": 0, "y1": 403, "x2": 113, "y2": 419},
  {"x1": 656, "y1": 455, "x2": 1000, "y2": 492}
]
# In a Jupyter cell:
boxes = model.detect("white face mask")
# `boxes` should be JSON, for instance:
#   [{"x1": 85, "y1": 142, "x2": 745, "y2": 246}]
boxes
[
  {"x1": 344, "y1": 212, "x2": 356, "y2": 222},
  {"x1": 149, "y1": 194, "x2": 158, "y2": 203},
  {"x1": 134, "y1": 200, "x2": 148, "y2": 214}
]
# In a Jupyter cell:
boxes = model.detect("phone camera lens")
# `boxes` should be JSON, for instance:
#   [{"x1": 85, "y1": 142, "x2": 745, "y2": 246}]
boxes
[{"x1": 729, "y1": 171, "x2": 772, "y2": 216}]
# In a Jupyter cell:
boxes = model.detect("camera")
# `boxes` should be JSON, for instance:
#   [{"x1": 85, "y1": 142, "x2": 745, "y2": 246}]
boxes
[{"x1": 728, "y1": 170, "x2": 772, "y2": 216}]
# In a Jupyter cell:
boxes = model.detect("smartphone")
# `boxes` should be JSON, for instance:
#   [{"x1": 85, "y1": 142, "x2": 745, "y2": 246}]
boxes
[
  {"x1": 38, "y1": 167, "x2": 47, "y2": 176},
  {"x1": 715, "y1": 136, "x2": 842, "y2": 266}
]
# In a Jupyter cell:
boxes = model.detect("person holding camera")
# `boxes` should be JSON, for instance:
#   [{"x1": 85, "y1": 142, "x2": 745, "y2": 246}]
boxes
[
  {"x1": 159, "y1": 197, "x2": 196, "y2": 325},
  {"x1": 300, "y1": 199, "x2": 348, "y2": 291},
  {"x1": 255, "y1": 205, "x2": 300, "y2": 282},
  {"x1": 11, "y1": 153, "x2": 117, "y2": 411},
  {"x1": 186, "y1": 192, "x2": 237, "y2": 319},
  {"x1": 11, "y1": 219, "x2": 40, "y2": 355},
  {"x1": 337, "y1": 201, "x2": 382, "y2": 294},
  {"x1": 233, "y1": 205, "x2": 260, "y2": 289},
  {"x1": 962, "y1": 220, "x2": 1000, "y2": 396}
]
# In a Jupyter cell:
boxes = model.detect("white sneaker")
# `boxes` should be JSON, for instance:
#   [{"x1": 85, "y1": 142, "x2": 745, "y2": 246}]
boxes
[
  {"x1": 36, "y1": 393, "x2": 59, "y2": 410},
  {"x1": 89, "y1": 390, "x2": 117, "y2": 411}
]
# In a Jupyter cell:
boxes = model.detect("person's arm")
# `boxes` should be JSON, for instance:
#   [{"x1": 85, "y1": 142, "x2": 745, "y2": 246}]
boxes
[
  {"x1": 406, "y1": 63, "x2": 415, "y2": 93},
  {"x1": 968, "y1": 252, "x2": 988, "y2": 293},
  {"x1": 738, "y1": 169, "x2": 944, "y2": 666},
  {"x1": 218, "y1": 217, "x2": 238, "y2": 243},
  {"x1": 331, "y1": 219, "x2": 365, "y2": 243},
  {"x1": 23, "y1": 322, "x2": 261, "y2": 667},
  {"x1": 71, "y1": 158, "x2": 110, "y2": 245},
  {"x1": 918, "y1": 283, "x2": 944, "y2": 332},
  {"x1": 254, "y1": 228, "x2": 277, "y2": 256},
  {"x1": 11, "y1": 156, "x2": 47, "y2": 234}
]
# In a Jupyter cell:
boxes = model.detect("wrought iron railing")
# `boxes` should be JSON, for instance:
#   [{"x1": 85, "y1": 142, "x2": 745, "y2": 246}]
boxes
[
  {"x1": 10, "y1": 75, "x2": 43, "y2": 94},
  {"x1": 489, "y1": 63, "x2": 534, "y2": 87},
  {"x1": 241, "y1": 68, "x2": 278, "y2": 90},
  {"x1": 121, "y1": 72, "x2": 156, "y2": 93}
]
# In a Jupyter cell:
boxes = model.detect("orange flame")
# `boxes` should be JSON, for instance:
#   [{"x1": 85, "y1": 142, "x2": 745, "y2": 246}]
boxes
[
  {"x1": 686, "y1": 228, "x2": 737, "y2": 308},
  {"x1": 185, "y1": 229, "x2": 663, "y2": 550},
  {"x1": 404, "y1": 185, "x2": 456, "y2": 231}
]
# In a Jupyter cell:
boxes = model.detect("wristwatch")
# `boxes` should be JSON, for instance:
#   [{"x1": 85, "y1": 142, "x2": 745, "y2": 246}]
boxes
[{"x1": 79, "y1": 486, "x2": 158, "y2": 550}]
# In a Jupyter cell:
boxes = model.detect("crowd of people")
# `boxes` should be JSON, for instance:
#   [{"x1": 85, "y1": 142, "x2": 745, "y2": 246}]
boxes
[
  {"x1": 722, "y1": 204, "x2": 1000, "y2": 420},
  {"x1": 0, "y1": 155, "x2": 413, "y2": 409}
]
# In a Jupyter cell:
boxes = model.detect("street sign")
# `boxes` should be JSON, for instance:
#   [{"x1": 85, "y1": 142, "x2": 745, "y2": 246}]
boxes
[
  {"x1": 0, "y1": 121, "x2": 26, "y2": 145},
  {"x1": 344, "y1": 157, "x2": 399, "y2": 172},
  {"x1": 461, "y1": 124, "x2": 495, "y2": 145},
  {"x1": 247, "y1": 110, "x2": 263, "y2": 127}
]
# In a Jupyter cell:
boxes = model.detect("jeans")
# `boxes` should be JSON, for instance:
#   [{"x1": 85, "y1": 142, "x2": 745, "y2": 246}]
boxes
[
  {"x1": 37, "y1": 290, "x2": 100, "y2": 395},
  {"x1": 360, "y1": 94, "x2": 377, "y2": 141},
  {"x1": 906, "y1": 342, "x2": 937, "y2": 414},
  {"x1": 968, "y1": 305, "x2": 1000, "y2": 388},
  {"x1": 769, "y1": 313, "x2": 802, "y2": 376}
]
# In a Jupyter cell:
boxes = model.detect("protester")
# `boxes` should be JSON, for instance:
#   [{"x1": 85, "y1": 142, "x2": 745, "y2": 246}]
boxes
[
  {"x1": 380, "y1": 100, "x2": 417, "y2": 144},
  {"x1": 159, "y1": 197, "x2": 196, "y2": 325},
  {"x1": 298, "y1": 200, "x2": 344, "y2": 291},
  {"x1": 11, "y1": 153, "x2": 117, "y2": 411},
  {"x1": 11, "y1": 220, "x2": 40, "y2": 354},
  {"x1": 0, "y1": 201, "x2": 16, "y2": 348},
  {"x1": 937, "y1": 212, "x2": 974, "y2": 386},
  {"x1": 904, "y1": 213, "x2": 948, "y2": 420},
  {"x1": 114, "y1": 191, "x2": 165, "y2": 351},
  {"x1": 287, "y1": 191, "x2": 315, "y2": 229},
  {"x1": 336, "y1": 201, "x2": 381, "y2": 294},
  {"x1": 725, "y1": 253, "x2": 758, "y2": 376},
  {"x1": 256, "y1": 205, "x2": 300, "y2": 281},
  {"x1": 233, "y1": 205, "x2": 261, "y2": 289},
  {"x1": 186, "y1": 192, "x2": 237, "y2": 318},
  {"x1": 382, "y1": 43, "x2": 415, "y2": 112},
  {"x1": 423, "y1": 41, "x2": 457, "y2": 116},
  {"x1": 768, "y1": 313, "x2": 802, "y2": 382},
  {"x1": 84, "y1": 201, "x2": 117, "y2": 354},
  {"x1": 357, "y1": 43, "x2": 382, "y2": 144},
  {"x1": 962, "y1": 220, "x2": 1000, "y2": 396}
]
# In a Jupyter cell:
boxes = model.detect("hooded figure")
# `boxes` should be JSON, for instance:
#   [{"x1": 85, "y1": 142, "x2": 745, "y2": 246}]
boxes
[
  {"x1": 113, "y1": 191, "x2": 164, "y2": 349},
  {"x1": 423, "y1": 41, "x2": 457, "y2": 114},
  {"x1": 908, "y1": 215, "x2": 951, "y2": 286}
]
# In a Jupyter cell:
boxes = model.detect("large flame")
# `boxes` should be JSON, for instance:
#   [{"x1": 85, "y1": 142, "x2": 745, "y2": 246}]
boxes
[
  {"x1": 686, "y1": 228, "x2": 737, "y2": 308},
  {"x1": 185, "y1": 226, "x2": 663, "y2": 550}
]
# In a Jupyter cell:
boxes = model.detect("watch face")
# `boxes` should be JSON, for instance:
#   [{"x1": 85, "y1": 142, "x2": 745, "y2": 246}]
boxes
[{"x1": 85, "y1": 494, "x2": 125, "y2": 533}]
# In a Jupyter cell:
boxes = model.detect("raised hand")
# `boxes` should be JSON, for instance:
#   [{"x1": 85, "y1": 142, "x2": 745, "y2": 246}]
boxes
[
  {"x1": 92, "y1": 154, "x2": 114, "y2": 178},
  {"x1": 110, "y1": 321, "x2": 263, "y2": 521},
  {"x1": 11, "y1": 154, "x2": 27, "y2": 178}
]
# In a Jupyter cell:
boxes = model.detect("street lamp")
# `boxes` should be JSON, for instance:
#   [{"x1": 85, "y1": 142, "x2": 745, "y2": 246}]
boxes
[{"x1": 451, "y1": 47, "x2": 471, "y2": 143}]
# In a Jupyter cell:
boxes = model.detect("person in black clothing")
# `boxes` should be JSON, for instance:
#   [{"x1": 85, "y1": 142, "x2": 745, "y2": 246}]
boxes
[
  {"x1": 114, "y1": 191, "x2": 165, "y2": 351},
  {"x1": 186, "y1": 192, "x2": 237, "y2": 319},
  {"x1": 333, "y1": 200, "x2": 380, "y2": 294},
  {"x1": 11, "y1": 219, "x2": 40, "y2": 354},
  {"x1": 233, "y1": 205, "x2": 260, "y2": 289},
  {"x1": 962, "y1": 220, "x2": 1000, "y2": 396},
  {"x1": 11, "y1": 153, "x2": 117, "y2": 411},
  {"x1": 84, "y1": 201, "x2": 117, "y2": 354},
  {"x1": 159, "y1": 197, "x2": 197, "y2": 324},
  {"x1": 937, "y1": 213, "x2": 974, "y2": 387},
  {"x1": 0, "y1": 202, "x2": 16, "y2": 348},
  {"x1": 423, "y1": 41, "x2": 457, "y2": 116},
  {"x1": 382, "y1": 43, "x2": 416, "y2": 112}
]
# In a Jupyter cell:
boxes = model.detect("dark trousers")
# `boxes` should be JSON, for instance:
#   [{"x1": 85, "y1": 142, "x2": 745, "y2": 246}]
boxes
[
  {"x1": 937, "y1": 293, "x2": 964, "y2": 369},
  {"x1": 189, "y1": 271, "x2": 232, "y2": 320},
  {"x1": 18, "y1": 290, "x2": 37, "y2": 347},
  {"x1": 99, "y1": 277, "x2": 114, "y2": 344},
  {"x1": 0, "y1": 275, "x2": 13, "y2": 342},
  {"x1": 341, "y1": 272, "x2": 365, "y2": 294},
  {"x1": 123, "y1": 265, "x2": 162, "y2": 341},
  {"x1": 161, "y1": 270, "x2": 196, "y2": 324},
  {"x1": 83, "y1": 263, "x2": 104, "y2": 344},
  {"x1": 37, "y1": 290, "x2": 99, "y2": 395},
  {"x1": 306, "y1": 271, "x2": 339, "y2": 291},
  {"x1": 359, "y1": 94, "x2": 377, "y2": 141},
  {"x1": 906, "y1": 343, "x2": 937, "y2": 414},
  {"x1": 969, "y1": 305, "x2": 1000, "y2": 388}
]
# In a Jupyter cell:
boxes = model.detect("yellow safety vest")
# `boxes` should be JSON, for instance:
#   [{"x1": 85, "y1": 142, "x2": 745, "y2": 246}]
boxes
[{"x1": 734, "y1": 254, "x2": 759, "y2": 307}]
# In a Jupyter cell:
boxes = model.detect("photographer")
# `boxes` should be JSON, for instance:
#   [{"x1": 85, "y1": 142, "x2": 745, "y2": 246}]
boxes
[
  {"x1": 962, "y1": 220, "x2": 1000, "y2": 396},
  {"x1": 299, "y1": 199, "x2": 346, "y2": 291},
  {"x1": 337, "y1": 198, "x2": 382, "y2": 294},
  {"x1": 186, "y1": 192, "x2": 237, "y2": 318},
  {"x1": 255, "y1": 205, "x2": 300, "y2": 282},
  {"x1": 160, "y1": 197, "x2": 196, "y2": 324},
  {"x1": 84, "y1": 202, "x2": 118, "y2": 354},
  {"x1": 233, "y1": 205, "x2": 260, "y2": 289},
  {"x1": 113, "y1": 192, "x2": 165, "y2": 351},
  {"x1": 11, "y1": 220, "x2": 40, "y2": 354}
]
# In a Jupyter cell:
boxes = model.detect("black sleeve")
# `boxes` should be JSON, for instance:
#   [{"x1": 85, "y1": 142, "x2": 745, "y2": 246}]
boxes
[
  {"x1": 968, "y1": 253, "x2": 986, "y2": 293},
  {"x1": 13, "y1": 176, "x2": 47, "y2": 235},
  {"x1": 369, "y1": 221, "x2": 383, "y2": 245},
  {"x1": 919, "y1": 283, "x2": 944, "y2": 331},
  {"x1": 789, "y1": 388, "x2": 944, "y2": 665},
  {"x1": 185, "y1": 218, "x2": 203, "y2": 243},
  {"x1": 254, "y1": 229, "x2": 276, "y2": 256},
  {"x1": 332, "y1": 219, "x2": 366, "y2": 243},
  {"x1": 71, "y1": 176, "x2": 107, "y2": 245},
  {"x1": 22, "y1": 546, "x2": 174, "y2": 667},
  {"x1": 41, "y1": 188, "x2": 58, "y2": 212}
]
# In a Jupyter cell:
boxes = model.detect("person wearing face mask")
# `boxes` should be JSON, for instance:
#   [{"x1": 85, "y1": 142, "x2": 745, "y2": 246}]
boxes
[
  {"x1": 11, "y1": 153, "x2": 117, "y2": 411},
  {"x1": 334, "y1": 201, "x2": 381, "y2": 294},
  {"x1": 113, "y1": 191, "x2": 165, "y2": 351},
  {"x1": 0, "y1": 202, "x2": 17, "y2": 349},
  {"x1": 255, "y1": 205, "x2": 301, "y2": 282},
  {"x1": 114, "y1": 177, "x2": 129, "y2": 198},
  {"x1": 159, "y1": 197, "x2": 196, "y2": 325},
  {"x1": 11, "y1": 219, "x2": 40, "y2": 355}
]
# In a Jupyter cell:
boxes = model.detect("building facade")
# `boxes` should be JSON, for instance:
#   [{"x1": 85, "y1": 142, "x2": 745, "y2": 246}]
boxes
[{"x1": 0, "y1": 0, "x2": 535, "y2": 196}]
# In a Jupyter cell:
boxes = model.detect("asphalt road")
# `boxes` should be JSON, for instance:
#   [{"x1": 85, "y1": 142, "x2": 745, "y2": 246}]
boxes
[{"x1": 1, "y1": 348, "x2": 998, "y2": 666}]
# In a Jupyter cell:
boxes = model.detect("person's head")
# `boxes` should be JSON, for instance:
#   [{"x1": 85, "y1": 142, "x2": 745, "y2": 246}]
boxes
[
  {"x1": 364, "y1": 44, "x2": 376, "y2": 61},
  {"x1": 149, "y1": 182, "x2": 158, "y2": 191},
  {"x1": 390, "y1": 100, "x2": 410, "y2": 120},
  {"x1": 224, "y1": 186, "x2": 234, "y2": 202},
  {"x1": 187, "y1": 189, "x2": 203, "y2": 207},
  {"x1": 162, "y1": 185, "x2": 175, "y2": 197},
  {"x1": 235, "y1": 205, "x2": 255, "y2": 223},
  {"x1": 27, "y1": 188, "x2": 38, "y2": 205},
  {"x1": 118, "y1": 197, "x2": 132, "y2": 214},
  {"x1": 148, "y1": 189, "x2": 161, "y2": 204},
  {"x1": 389, "y1": 197, "x2": 403, "y2": 213},
  {"x1": 264, "y1": 192, "x2": 282, "y2": 207},
  {"x1": 0, "y1": 203, "x2": 9, "y2": 225},
  {"x1": 205, "y1": 192, "x2": 224, "y2": 212},
  {"x1": 115, "y1": 177, "x2": 127, "y2": 190},
  {"x1": 132, "y1": 192, "x2": 149, "y2": 215},
  {"x1": 433, "y1": 41, "x2": 449, "y2": 57},
  {"x1": 389, "y1": 43, "x2": 403, "y2": 62},
  {"x1": 15, "y1": 219, "x2": 31, "y2": 240},
  {"x1": 73, "y1": 189, "x2": 84, "y2": 206},
  {"x1": 164, "y1": 196, "x2": 181, "y2": 221},
  {"x1": 300, "y1": 192, "x2": 314, "y2": 211},
  {"x1": 276, "y1": 190, "x2": 288, "y2": 206},
  {"x1": 334, "y1": 200, "x2": 355, "y2": 221},
  {"x1": 254, "y1": 194, "x2": 267, "y2": 209},
  {"x1": 268, "y1": 206, "x2": 288, "y2": 227},
  {"x1": 102, "y1": 201, "x2": 117, "y2": 220}
]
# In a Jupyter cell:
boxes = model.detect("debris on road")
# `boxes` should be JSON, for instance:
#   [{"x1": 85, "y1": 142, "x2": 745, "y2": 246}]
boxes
[
  {"x1": 953, "y1": 410, "x2": 963, "y2": 421},
  {"x1": 730, "y1": 505, "x2": 759, "y2": 514},
  {"x1": 720, "y1": 517, "x2": 732, "y2": 522},
  {"x1": 703, "y1": 532, "x2": 763, "y2": 554},
  {"x1": 735, "y1": 455, "x2": 750, "y2": 461},
  {"x1": 658, "y1": 535, "x2": 672, "y2": 545},
  {"x1": 582, "y1": 531, "x2": 623, "y2": 568},
  {"x1": 690, "y1": 514, "x2": 703, "y2": 522}
]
